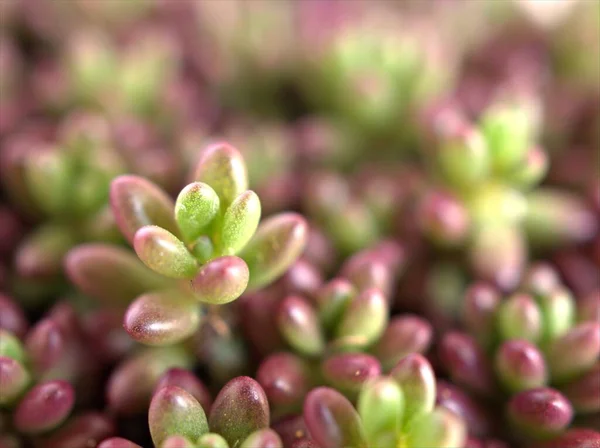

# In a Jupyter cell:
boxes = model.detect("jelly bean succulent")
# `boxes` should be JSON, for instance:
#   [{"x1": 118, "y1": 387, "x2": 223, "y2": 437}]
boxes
[
  {"x1": 418, "y1": 101, "x2": 596, "y2": 289},
  {"x1": 0, "y1": 113, "x2": 125, "y2": 299},
  {"x1": 1, "y1": 1, "x2": 600, "y2": 447},
  {"x1": 438, "y1": 264, "x2": 600, "y2": 442},
  {"x1": 303, "y1": 354, "x2": 467, "y2": 448},
  {"x1": 66, "y1": 142, "x2": 307, "y2": 346},
  {"x1": 99, "y1": 376, "x2": 278, "y2": 448}
]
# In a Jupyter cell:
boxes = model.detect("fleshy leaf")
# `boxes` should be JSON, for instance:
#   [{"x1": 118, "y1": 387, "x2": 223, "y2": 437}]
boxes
[
  {"x1": 190, "y1": 256, "x2": 249, "y2": 304},
  {"x1": 0, "y1": 357, "x2": 30, "y2": 405},
  {"x1": 240, "y1": 429, "x2": 283, "y2": 448},
  {"x1": 357, "y1": 377, "x2": 403, "y2": 448},
  {"x1": 193, "y1": 143, "x2": 248, "y2": 207},
  {"x1": 390, "y1": 354, "x2": 436, "y2": 427},
  {"x1": 66, "y1": 244, "x2": 173, "y2": 306},
  {"x1": 303, "y1": 387, "x2": 368, "y2": 448},
  {"x1": 335, "y1": 288, "x2": 388, "y2": 350},
  {"x1": 175, "y1": 182, "x2": 220, "y2": 244},
  {"x1": 546, "y1": 323, "x2": 600, "y2": 383},
  {"x1": 13, "y1": 380, "x2": 75, "y2": 433},
  {"x1": 209, "y1": 377, "x2": 270, "y2": 447},
  {"x1": 110, "y1": 175, "x2": 178, "y2": 244},
  {"x1": 406, "y1": 407, "x2": 467, "y2": 448},
  {"x1": 149, "y1": 386, "x2": 209, "y2": 447},
  {"x1": 497, "y1": 294, "x2": 542, "y2": 343},
  {"x1": 495, "y1": 340, "x2": 547, "y2": 393},
  {"x1": 321, "y1": 353, "x2": 381, "y2": 397},
  {"x1": 107, "y1": 348, "x2": 191, "y2": 415},
  {"x1": 134, "y1": 226, "x2": 198, "y2": 278},
  {"x1": 242, "y1": 213, "x2": 308, "y2": 289},
  {"x1": 371, "y1": 315, "x2": 433, "y2": 371},
  {"x1": 124, "y1": 290, "x2": 201, "y2": 346},
  {"x1": 277, "y1": 296, "x2": 325, "y2": 357},
  {"x1": 196, "y1": 433, "x2": 229, "y2": 448},
  {"x1": 218, "y1": 190, "x2": 261, "y2": 256},
  {"x1": 508, "y1": 388, "x2": 573, "y2": 438}
]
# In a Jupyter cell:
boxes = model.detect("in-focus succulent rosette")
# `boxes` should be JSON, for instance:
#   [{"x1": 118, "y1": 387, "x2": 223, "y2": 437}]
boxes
[
  {"x1": 99, "y1": 376, "x2": 281, "y2": 448},
  {"x1": 438, "y1": 264, "x2": 600, "y2": 442},
  {"x1": 66, "y1": 142, "x2": 307, "y2": 346},
  {"x1": 302, "y1": 354, "x2": 466, "y2": 448},
  {"x1": 417, "y1": 99, "x2": 596, "y2": 290}
]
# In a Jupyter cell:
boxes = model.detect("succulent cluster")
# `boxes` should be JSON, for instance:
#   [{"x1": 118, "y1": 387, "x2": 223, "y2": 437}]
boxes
[{"x1": 1, "y1": 1, "x2": 599, "y2": 447}]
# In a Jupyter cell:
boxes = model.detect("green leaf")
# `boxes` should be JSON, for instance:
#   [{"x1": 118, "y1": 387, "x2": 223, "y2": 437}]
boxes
[
  {"x1": 175, "y1": 182, "x2": 220, "y2": 244},
  {"x1": 193, "y1": 143, "x2": 248, "y2": 208},
  {"x1": 217, "y1": 190, "x2": 261, "y2": 256},
  {"x1": 133, "y1": 226, "x2": 198, "y2": 278}
]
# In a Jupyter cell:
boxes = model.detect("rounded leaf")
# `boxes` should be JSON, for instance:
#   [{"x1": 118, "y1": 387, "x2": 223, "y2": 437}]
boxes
[
  {"x1": 357, "y1": 377, "x2": 403, "y2": 448},
  {"x1": 98, "y1": 438, "x2": 143, "y2": 448},
  {"x1": 439, "y1": 332, "x2": 495, "y2": 396},
  {"x1": 508, "y1": 388, "x2": 573, "y2": 438},
  {"x1": 110, "y1": 175, "x2": 178, "y2": 244},
  {"x1": 257, "y1": 353, "x2": 311, "y2": 411},
  {"x1": 371, "y1": 315, "x2": 433, "y2": 371},
  {"x1": 107, "y1": 348, "x2": 191, "y2": 415},
  {"x1": 124, "y1": 291, "x2": 201, "y2": 346},
  {"x1": 303, "y1": 387, "x2": 367, "y2": 448},
  {"x1": 321, "y1": 353, "x2": 381, "y2": 397},
  {"x1": 134, "y1": 226, "x2": 198, "y2": 278},
  {"x1": 240, "y1": 429, "x2": 283, "y2": 448},
  {"x1": 495, "y1": 340, "x2": 547, "y2": 393},
  {"x1": 497, "y1": 294, "x2": 542, "y2": 343},
  {"x1": 547, "y1": 323, "x2": 600, "y2": 383},
  {"x1": 0, "y1": 357, "x2": 30, "y2": 405},
  {"x1": 155, "y1": 368, "x2": 212, "y2": 414},
  {"x1": 42, "y1": 412, "x2": 116, "y2": 448},
  {"x1": 209, "y1": 376, "x2": 270, "y2": 447},
  {"x1": 407, "y1": 407, "x2": 467, "y2": 448},
  {"x1": 218, "y1": 190, "x2": 261, "y2": 256},
  {"x1": 277, "y1": 296, "x2": 325, "y2": 357},
  {"x1": 193, "y1": 143, "x2": 248, "y2": 207},
  {"x1": 242, "y1": 213, "x2": 308, "y2": 290},
  {"x1": 390, "y1": 354, "x2": 436, "y2": 427},
  {"x1": 175, "y1": 182, "x2": 220, "y2": 244},
  {"x1": 196, "y1": 433, "x2": 229, "y2": 448},
  {"x1": 66, "y1": 244, "x2": 173, "y2": 306},
  {"x1": 335, "y1": 288, "x2": 388, "y2": 350},
  {"x1": 149, "y1": 386, "x2": 209, "y2": 447},
  {"x1": 190, "y1": 256, "x2": 249, "y2": 304},
  {"x1": 13, "y1": 380, "x2": 75, "y2": 433}
]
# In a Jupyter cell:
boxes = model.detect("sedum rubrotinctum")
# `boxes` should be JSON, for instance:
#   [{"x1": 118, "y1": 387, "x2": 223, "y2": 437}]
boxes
[
  {"x1": 439, "y1": 264, "x2": 600, "y2": 443},
  {"x1": 303, "y1": 354, "x2": 467, "y2": 448},
  {"x1": 66, "y1": 142, "x2": 308, "y2": 346},
  {"x1": 99, "y1": 376, "x2": 280, "y2": 448}
]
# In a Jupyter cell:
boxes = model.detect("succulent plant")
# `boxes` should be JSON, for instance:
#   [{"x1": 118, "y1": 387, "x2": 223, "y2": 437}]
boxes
[
  {"x1": 303, "y1": 354, "x2": 467, "y2": 448},
  {"x1": 438, "y1": 264, "x2": 599, "y2": 442},
  {"x1": 1, "y1": 1, "x2": 599, "y2": 447},
  {"x1": 99, "y1": 376, "x2": 276, "y2": 448},
  {"x1": 418, "y1": 102, "x2": 596, "y2": 289},
  {"x1": 67, "y1": 142, "x2": 307, "y2": 346}
]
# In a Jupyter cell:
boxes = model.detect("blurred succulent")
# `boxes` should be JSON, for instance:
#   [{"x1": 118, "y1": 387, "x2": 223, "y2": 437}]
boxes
[
  {"x1": 418, "y1": 100, "x2": 596, "y2": 289},
  {"x1": 439, "y1": 264, "x2": 599, "y2": 441},
  {"x1": 0, "y1": 299, "x2": 123, "y2": 445},
  {"x1": 99, "y1": 376, "x2": 277, "y2": 448},
  {"x1": 303, "y1": 354, "x2": 467, "y2": 448},
  {"x1": 298, "y1": 1, "x2": 459, "y2": 145},
  {"x1": 0, "y1": 113, "x2": 126, "y2": 300}
]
